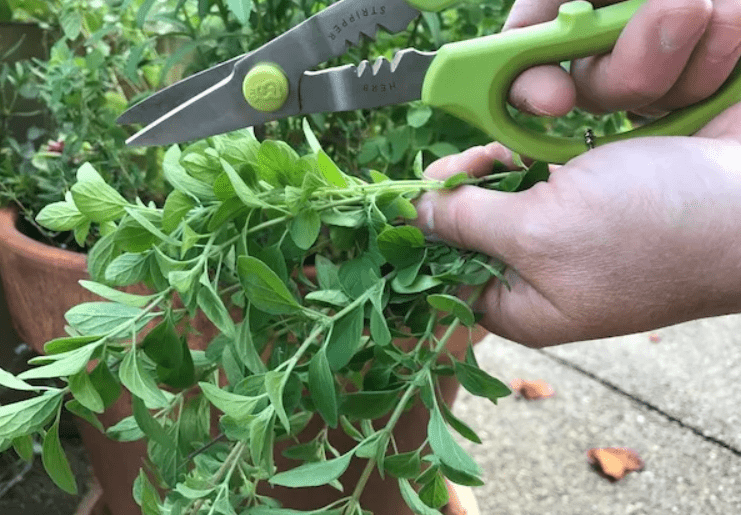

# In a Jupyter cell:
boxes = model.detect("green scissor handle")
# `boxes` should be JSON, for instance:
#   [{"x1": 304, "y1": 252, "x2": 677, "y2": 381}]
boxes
[{"x1": 421, "y1": 0, "x2": 741, "y2": 164}]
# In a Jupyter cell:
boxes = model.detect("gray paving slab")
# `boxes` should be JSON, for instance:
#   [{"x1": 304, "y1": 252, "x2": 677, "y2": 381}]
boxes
[
  {"x1": 453, "y1": 333, "x2": 741, "y2": 515},
  {"x1": 543, "y1": 314, "x2": 741, "y2": 450}
]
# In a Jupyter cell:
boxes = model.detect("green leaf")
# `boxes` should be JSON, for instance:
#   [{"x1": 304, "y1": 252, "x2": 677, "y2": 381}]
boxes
[
  {"x1": 0, "y1": 0, "x2": 11, "y2": 22},
  {"x1": 316, "y1": 150, "x2": 348, "y2": 187},
  {"x1": 18, "y1": 343, "x2": 99, "y2": 380},
  {"x1": 89, "y1": 361, "x2": 121, "y2": 408},
  {"x1": 407, "y1": 104, "x2": 432, "y2": 128},
  {"x1": 42, "y1": 420, "x2": 77, "y2": 494},
  {"x1": 304, "y1": 290, "x2": 350, "y2": 307},
  {"x1": 106, "y1": 416, "x2": 144, "y2": 442},
  {"x1": 175, "y1": 483, "x2": 215, "y2": 499},
  {"x1": 71, "y1": 180, "x2": 127, "y2": 223},
  {"x1": 227, "y1": 0, "x2": 252, "y2": 24},
  {"x1": 221, "y1": 158, "x2": 265, "y2": 208},
  {"x1": 315, "y1": 255, "x2": 341, "y2": 290},
  {"x1": 168, "y1": 268, "x2": 199, "y2": 294},
  {"x1": 115, "y1": 216, "x2": 158, "y2": 253},
  {"x1": 325, "y1": 304, "x2": 364, "y2": 371},
  {"x1": 87, "y1": 232, "x2": 119, "y2": 283},
  {"x1": 79, "y1": 280, "x2": 156, "y2": 308},
  {"x1": 181, "y1": 149, "x2": 222, "y2": 184},
  {"x1": 249, "y1": 407, "x2": 274, "y2": 468},
  {"x1": 238, "y1": 256, "x2": 300, "y2": 315},
  {"x1": 69, "y1": 371, "x2": 104, "y2": 413},
  {"x1": 418, "y1": 471, "x2": 448, "y2": 509},
  {"x1": 181, "y1": 223, "x2": 199, "y2": 256},
  {"x1": 340, "y1": 389, "x2": 401, "y2": 420},
  {"x1": 383, "y1": 451, "x2": 421, "y2": 479},
  {"x1": 258, "y1": 140, "x2": 301, "y2": 187},
  {"x1": 12, "y1": 435, "x2": 34, "y2": 464},
  {"x1": 65, "y1": 400, "x2": 104, "y2": 432},
  {"x1": 209, "y1": 197, "x2": 248, "y2": 231},
  {"x1": 426, "y1": 142, "x2": 459, "y2": 158},
  {"x1": 73, "y1": 219, "x2": 91, "y2": 248},
  {"x1": 0, "y1": 392, "x2": 62, "y2": 441},
  {"x1": 135, "y1": 469, "x2": 161, "y2": 515},
  {"x1": 377, "y1": 226, "x2": 425, "y2": 269},
  {"x1": 162, "y1": 190, "x2": 195, "y2": 233},
  {"x1": 65, "y1": 302, "x2": 144, "y2": 335},
  {"x1": 265, "y1": 370, "x2": 290, "y2": 433},
  {"x1": 428, "y1": 406, "x2": 481, "y2": 478},
  {"x1": 290, "y1": 209, "x2": 321, "y2": 250},
  {"x1": 453, "y1": 360, "x2": 511, "y2": 404},
  {"x1": 36, "y1": 199, "x2": 88, "y2": 232},
  {"x1": 518, "y1": 161, "x2": 550, "y2": 191},
  {"x1": 213, "y1": 129, "x2": 260, "y2": 167},
  {"x1": 163, "y1": 145, "x2": 216, "y2": 200},
  {"x1": 234, "y1": 314, "x2": 267, "y2": 375},
  {"x1": 439, "y1": 398, "x2": 481, "y2": 444},
  {"x1": 282, "y1": 440, "x2": 323, "y2": 462},
  {"x1": 398, "y1": 478, "x2": 440, "y2": 515},
  {"x1": 141, "y1": 319, "x2": 182, "y2": 371},
  {"x1": 391, "y1": 275, "x2": 442, "y2": 294},
  {"x1": 120, "y1": 350, "x2": 169, "y2": 408},
  {"x1": 302, "y1": 118, "x2": 323, "y2": 153},
  {"x1": 370, "y1": 306, "x2": 391, "y2": 346},
  {"x1": 413, "y1": 151, "x2": 424, "y2": 179},
  {"x1": 269, "y1": 451, "x2": 352, "y2": 488},
  {"x1": 427, "y1": 294, "x2": 475, "y2": 327},
  {"x1": 0, "y1": 367, "x2": 38, "y2": 391},
  {"x1": 60, "y1": 9, "x2": 82, "y2": 39},
  {"x1": 197, "y1": 273, "x2": 236, "y2": 338},
  {"x1": 132, "y1": 395, "x2": 176, "y2": 451},
  {"x1": 442, "y1": 172, "x2": 469, "y2": 190},
  {"x1": 104, "y1": 252, "x2": 150, "y2": 286},
  {"x1": 124, "y1": 207, "x2": 179, "y2": 247},
  {"x1": 308, "y1": 349, "x2": 338, "y2": 428},
  {"x1": 43, "y1": 335, "x2": 102, "y2": 355},
  {"x1": 199, "y1": 382, "x2": 262, "y2": 422}
]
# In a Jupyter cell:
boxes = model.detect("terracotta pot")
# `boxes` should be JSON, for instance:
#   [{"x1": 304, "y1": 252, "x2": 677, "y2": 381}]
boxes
[
  {"x1": 0, "y1": 206, "x2": 485, "y2": 514},
  {"x1": 0, "y1": 206, "x2": 92, "y2": 353}
]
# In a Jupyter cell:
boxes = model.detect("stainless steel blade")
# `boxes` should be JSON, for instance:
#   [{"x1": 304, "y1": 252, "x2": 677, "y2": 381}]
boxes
[
  {"x1": 117, "y1": 55, "x2": 243, "y2": 126},
  {"x1": 126, "y1": 0, "x2": 421, "y2": 146},
  {"x1": 299, "y1": 48, "x2": 435, "y2": 114}
]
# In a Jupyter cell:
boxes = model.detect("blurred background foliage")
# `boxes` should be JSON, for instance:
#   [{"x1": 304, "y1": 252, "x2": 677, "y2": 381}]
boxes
[{"x1": 0, "y1": 0, "x2": 628, "y2": 246}]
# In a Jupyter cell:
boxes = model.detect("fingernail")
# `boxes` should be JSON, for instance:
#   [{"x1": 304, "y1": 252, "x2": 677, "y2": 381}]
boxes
[
  {"x1": 415, "y1": 196, "x2": 437, "y2": 238},
  {"x1": 659, "y1": 12, "x2": 705, "y2": 51},
  {"x1": 706, "y1": 25, "x2": 741, "y2": 63}
]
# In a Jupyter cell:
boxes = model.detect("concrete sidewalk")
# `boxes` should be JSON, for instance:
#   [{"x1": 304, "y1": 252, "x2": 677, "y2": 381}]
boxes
[{"x1": 454, "y1": 314, "x2": 741, "y2": 515}]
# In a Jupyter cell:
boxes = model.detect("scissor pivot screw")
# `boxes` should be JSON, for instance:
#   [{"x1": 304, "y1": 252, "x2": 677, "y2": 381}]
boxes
[{"x1": 242, "y1": 63, "x2": 289, "y2": 112}]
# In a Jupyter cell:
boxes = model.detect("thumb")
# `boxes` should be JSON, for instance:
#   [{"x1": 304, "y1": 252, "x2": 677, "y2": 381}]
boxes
[{"x1": 414, "y1": 185, "x2": 529, "y2": 263}]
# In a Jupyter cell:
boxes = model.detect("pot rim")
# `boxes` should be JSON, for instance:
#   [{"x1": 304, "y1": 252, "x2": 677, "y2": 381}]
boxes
[{"x1": 0, "y1": 206, "x2": 87, "y2": 271}]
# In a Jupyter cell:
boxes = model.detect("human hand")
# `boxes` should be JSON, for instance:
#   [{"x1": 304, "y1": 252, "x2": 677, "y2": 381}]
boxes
[
  {"x1": 414, "y1": 104, "x2": 741, "y2": 346},
  {"x1": 505, "y1": 0, "x2": 741, "y2": 117}
]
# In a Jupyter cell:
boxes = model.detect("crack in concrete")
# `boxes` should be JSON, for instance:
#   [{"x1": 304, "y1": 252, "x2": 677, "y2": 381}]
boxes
[{"x1": 539, "y1": 350, "x2": 741, "y2": 458}]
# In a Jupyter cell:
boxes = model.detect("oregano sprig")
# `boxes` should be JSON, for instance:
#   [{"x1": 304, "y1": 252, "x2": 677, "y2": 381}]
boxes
[{"x1": 0, "y1": 121, "x2": 548, "y2": 514}]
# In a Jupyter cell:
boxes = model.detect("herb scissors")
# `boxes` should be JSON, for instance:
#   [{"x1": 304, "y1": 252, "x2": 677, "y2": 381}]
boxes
[{"x1": 118, "y1": 0, "x2": 741, "y2": 164}]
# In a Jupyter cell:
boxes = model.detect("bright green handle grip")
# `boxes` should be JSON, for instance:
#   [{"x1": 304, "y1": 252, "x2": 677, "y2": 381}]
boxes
[
  {"x1": 404, "y1": 0, "x2": 459, "y2": 12},
  {"x1": 421, "y1": 0, "x2": 741, "y2": 164}
]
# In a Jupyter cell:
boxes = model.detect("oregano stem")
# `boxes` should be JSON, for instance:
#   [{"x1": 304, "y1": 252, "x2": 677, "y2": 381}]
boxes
[{"x1": 349, "y1": 283, "x2": 487, "y2": 503}]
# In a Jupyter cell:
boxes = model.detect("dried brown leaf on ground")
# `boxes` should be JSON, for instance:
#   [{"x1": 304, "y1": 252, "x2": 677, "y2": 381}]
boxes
[
  {"x1": 509, "y1": 378, "x2": 555, "y2": 400},
  {"x1": 586, "y1": 447, "x2": 645, "y2": 480}
]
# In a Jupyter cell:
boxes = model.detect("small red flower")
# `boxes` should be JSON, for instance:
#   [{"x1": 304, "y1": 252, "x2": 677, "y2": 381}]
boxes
[{"x1": 47, "y1": 140, "x2": 65, "y2": 153}]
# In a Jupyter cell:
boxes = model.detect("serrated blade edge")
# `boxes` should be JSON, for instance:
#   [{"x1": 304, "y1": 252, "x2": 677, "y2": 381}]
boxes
[{"x1": 299, "y1": 48, "x2": 436, "y2": 114}]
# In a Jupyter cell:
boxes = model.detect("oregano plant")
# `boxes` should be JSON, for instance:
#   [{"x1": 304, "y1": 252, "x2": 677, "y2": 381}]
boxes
[{"x1": 0, "y1": 120, "x2": 548, "y2": 514}]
